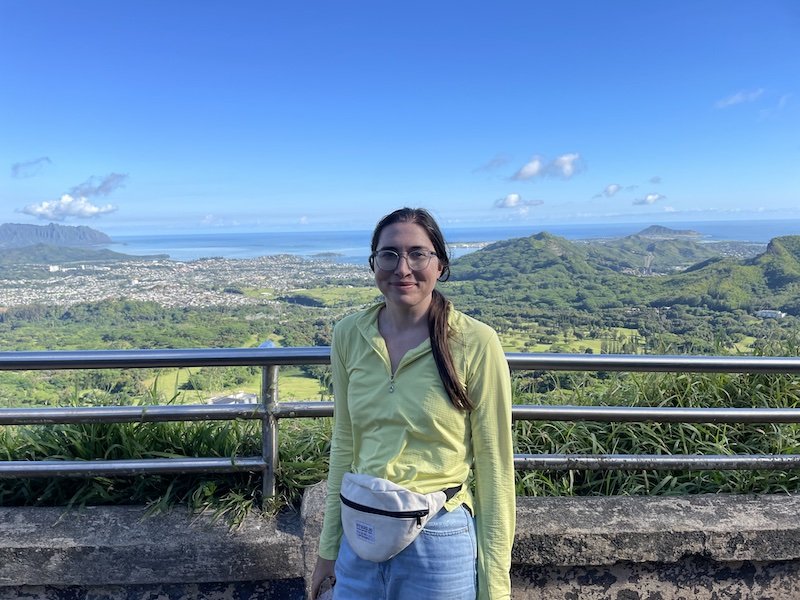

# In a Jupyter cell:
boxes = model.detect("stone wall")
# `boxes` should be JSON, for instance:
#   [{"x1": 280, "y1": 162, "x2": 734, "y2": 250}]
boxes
[
  {"x1": 1, "y1": 486, "x2": 799, "y2": 599},
  {"x1": 0, "y1": 505, "x2": 306, "y2": 599},
  {"x1": 510, "y1": 494, "x2": 800, "y2": 599}
]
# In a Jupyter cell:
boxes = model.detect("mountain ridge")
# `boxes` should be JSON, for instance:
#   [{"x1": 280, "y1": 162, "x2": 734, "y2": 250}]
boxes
[
  {"x1": 449, "y1": 232, "x2": 800, "y2": 317},
  {"x1": 0, "y1": 223, "x2": 112, "y2": 248},
  {"x1": 0, "y1": 243, "x2": 163, "y2": 266}
]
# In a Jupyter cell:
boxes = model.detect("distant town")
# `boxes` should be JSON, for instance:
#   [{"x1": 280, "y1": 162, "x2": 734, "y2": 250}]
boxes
[{"x1": 1, "y1": 255, "x2": 371, "y2": 309}]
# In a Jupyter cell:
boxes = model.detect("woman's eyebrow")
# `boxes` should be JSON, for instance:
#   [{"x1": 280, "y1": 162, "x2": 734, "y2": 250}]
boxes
[{"x1": 377, "y1": 245, "x2": 428, "y2": 252}]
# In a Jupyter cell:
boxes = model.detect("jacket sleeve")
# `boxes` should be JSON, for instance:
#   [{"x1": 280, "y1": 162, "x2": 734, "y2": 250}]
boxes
[
  {"x1": 469, "y1": 328, "x2": 515, "y2": 599},
  {"x1": 317, "y1": 323, "x2": 354, "y2": 559}
]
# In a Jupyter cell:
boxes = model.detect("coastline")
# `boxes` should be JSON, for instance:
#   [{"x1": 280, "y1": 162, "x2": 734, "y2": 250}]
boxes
[{"x1": 103, "y1": 219, "x2": 799, "y2": 263}]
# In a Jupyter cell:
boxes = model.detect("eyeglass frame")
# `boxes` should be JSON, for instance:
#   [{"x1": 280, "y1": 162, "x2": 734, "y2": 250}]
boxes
[{"x1": 369, "y1": 248, "x2": 439, "y2": 272}]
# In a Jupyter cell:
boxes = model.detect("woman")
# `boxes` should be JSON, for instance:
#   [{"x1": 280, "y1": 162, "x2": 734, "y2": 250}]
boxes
[{"x1": 311, "y1": 208, "x2": 515, "y2": 599}]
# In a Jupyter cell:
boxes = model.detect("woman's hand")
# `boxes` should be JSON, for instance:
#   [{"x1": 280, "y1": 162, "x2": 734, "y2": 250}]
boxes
[{"x1": 310, "y1": 556, "x2": 336, "y2": 599}]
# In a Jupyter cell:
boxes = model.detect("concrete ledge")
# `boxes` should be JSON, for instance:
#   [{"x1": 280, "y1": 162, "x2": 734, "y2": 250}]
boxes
[
  {"x1": 1, "y1": 490, "x2": 800, "y2": 599},
  {"x1": 5, "y1": 580, "x2": 306, "y2": 600},
  {"x1": 301, "y1": 484, "x2": 800, "y2": 599},
  {"x1": 511, "y1": 494, "x2": 800, "y2": 599},
  {"x1": 511, "y1": 557, "x2": 800, "y2": 600},
  {"x1": 0, "y1": 505, "x2": 303, "y2": 586},
  {"x1": 513, "y1": 494, "x2": 800, "y2": 566}
]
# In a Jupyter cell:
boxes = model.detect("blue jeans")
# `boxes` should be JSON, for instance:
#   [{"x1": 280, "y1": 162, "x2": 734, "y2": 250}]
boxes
[{"x1": 333, "y1": 505, "x2": 477, "y2": 599}]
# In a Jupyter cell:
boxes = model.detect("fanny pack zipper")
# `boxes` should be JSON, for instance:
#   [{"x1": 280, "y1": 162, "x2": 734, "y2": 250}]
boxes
[{"x1": 340, "y1": 494, "x2": 430, "y2": 525}]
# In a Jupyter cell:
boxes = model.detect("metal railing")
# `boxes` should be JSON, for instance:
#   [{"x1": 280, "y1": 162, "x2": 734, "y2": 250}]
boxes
[{"x1": 2, "y1": 348, "x2": 800, "y2": 498}]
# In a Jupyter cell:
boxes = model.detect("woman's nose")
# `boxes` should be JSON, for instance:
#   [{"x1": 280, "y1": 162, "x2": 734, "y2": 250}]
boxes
[{"x1": 394, "y1": 254, "x2": 413, "y2": 274}]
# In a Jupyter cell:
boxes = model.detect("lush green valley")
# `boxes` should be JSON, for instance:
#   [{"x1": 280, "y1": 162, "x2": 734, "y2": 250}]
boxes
[
  {"x1": 448, "y1": 232, "x2": 799, "y2": 354},
  {"x1": 1, "y1": 229, "x2": 800, "y2": 514},
  {"x1": 2, "y1": 230, "x2": 799, "y2": 406}
]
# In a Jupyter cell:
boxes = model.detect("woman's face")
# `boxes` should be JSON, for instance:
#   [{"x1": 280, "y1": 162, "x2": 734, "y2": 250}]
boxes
[{"x1": 373, "y1": 221, "x2": 443, "y2": 313}]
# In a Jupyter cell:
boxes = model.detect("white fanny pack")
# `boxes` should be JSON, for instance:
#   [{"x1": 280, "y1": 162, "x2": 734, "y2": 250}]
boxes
[{"x1": 339, "y1": 472, "x2": 462, "y2": 562}]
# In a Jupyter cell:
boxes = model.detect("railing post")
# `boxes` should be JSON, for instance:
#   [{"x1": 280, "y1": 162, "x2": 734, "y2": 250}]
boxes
[{"x1": 261, "y1": 364, "x2": 279, "y2": 502}]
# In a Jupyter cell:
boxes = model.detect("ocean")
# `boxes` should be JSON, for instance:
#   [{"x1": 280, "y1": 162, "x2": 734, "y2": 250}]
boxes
[{"x1": 107, "y1": 219, "x2": 800, "y2": 264}]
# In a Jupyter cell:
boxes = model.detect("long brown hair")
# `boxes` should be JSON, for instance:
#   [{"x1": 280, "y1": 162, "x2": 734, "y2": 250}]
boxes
[{"x1": 370, "y1": 208, "x2": 472, "y2": 411}]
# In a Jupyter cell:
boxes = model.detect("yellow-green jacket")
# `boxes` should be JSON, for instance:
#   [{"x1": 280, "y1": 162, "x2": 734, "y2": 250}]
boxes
[{"x1": 318, "y1": 302, "x2": 515, "y2": 599}]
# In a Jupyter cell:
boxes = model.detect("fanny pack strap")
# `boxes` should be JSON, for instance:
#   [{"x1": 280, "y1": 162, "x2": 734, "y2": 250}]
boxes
[{"x1": 443, "y1": 484, "x2": 462, "y2": 501}]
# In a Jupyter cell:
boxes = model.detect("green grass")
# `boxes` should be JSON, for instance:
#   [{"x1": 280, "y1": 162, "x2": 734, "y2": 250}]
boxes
[
  {"x1": 3, "y1": 357, "x2": 800, "y2": 520},
  {"x1": 0, "y1": 410, "x2": 332, "y2": 525},
  {"x1": 140, "y1": 363, "x2": 323, "y2": 403},
  {"x1": 241, "y1": 287, "x2": 277, "y2": 299},
  {"x1": 500, "y1": 327, "x2": 641, "y2": 354},
  {"x1": 290, "y1": 286, "x2": 379, "y2": 307},
  {"x1": 499, "y1": 332, "x2": 533, "y2": 352},
  {"x1": 512, "y1": 369, "x2": 800, "y2": 496},
  {"x1": 734, "y1": 336, "x2": 757, "y2": 353},
  {"x1": 278, "y1": 367, "x2": 327, "y2": 400}
]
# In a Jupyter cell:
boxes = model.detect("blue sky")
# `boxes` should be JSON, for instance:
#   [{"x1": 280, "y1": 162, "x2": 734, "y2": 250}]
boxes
[{"x1": 1, "y1": 0, "x2": 798, "y2": 235}]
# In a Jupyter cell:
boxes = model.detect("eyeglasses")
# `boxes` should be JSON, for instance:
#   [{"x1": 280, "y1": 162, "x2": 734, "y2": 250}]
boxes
[{"x1": 371, "y1": 249, "x2": 438, "y2": 271}]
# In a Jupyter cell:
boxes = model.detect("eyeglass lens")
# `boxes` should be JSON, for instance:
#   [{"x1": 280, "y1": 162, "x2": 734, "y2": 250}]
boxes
[{"x1": 375, "y1": 250, "x2": 434, "y2": 271}]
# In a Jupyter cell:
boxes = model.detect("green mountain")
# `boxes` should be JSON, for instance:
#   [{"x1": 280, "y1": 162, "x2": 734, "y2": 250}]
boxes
[
  {"x1": 751, "y1": 236, "x2": 800, "y2": 287},
  {"x1": 0, "y1": 223, "x2": 112, "y2": 248},
  {"x1": 447, "y1": 233, "x2": 800, "y2": 349},
  {"x1": 635, "y1": 225, "x2": 701, "y2": 239},
  {"x1": 454, "y1": 232, "x2": 599, "y2": 280},
  {"x1": 580, "y1": 234, "x2": 721, "y2": 275},
  {"x1": 652, "y1": 236, "x2": 800, "y2": 310},
  {"x1": 450, "y1": 233, "x2": 638, "y2": 318},
  {"x1": 454, "y1": 228, "x2": 734, "y2": 278},
  {"x1": 0, "y1": 243, "x2": 157, "y2": 266}
]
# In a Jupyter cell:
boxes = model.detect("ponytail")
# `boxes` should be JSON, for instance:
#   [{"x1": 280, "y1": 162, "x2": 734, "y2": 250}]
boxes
[{"x1": 428, "y1": 289, "x2": 472, "y2": 411}]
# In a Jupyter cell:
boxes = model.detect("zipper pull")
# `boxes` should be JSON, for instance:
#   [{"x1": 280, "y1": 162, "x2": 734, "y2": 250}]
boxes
[{"x1": 389, "y1": 375, "x2": 395, "y2": 393}]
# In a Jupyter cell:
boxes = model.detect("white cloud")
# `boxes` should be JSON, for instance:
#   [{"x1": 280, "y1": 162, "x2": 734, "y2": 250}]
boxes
[
  {"x1": 21, "y1": 194, "x2": 118, "y2": 221},
  {"x1": 552, "y1": 153, "x2": 581, "y2": 177},
  {"x1": 511, "y1": 156, "x2": 544, "y2": 180},
  {"x1": 715, "y1": 88, "x2": 764, "y2": 109},
  {"x1": 633, "y1": 193, "x2": 666, "y2": 205},
  {"x1": 493, "y1": 193, "x2": 543, "y2": 215},
  {"x1": 495, "y1": 193, "x2": 522, "y2": 208},
  {"x1": 511, "y1": 153, "x2": 583, "y2": 181},
  {"x1": 649, "y1": 176, "x2": 662, "y2": 184},
  {"x1": 598, "y1": 183, "x2": 622, "y2": 198}
]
